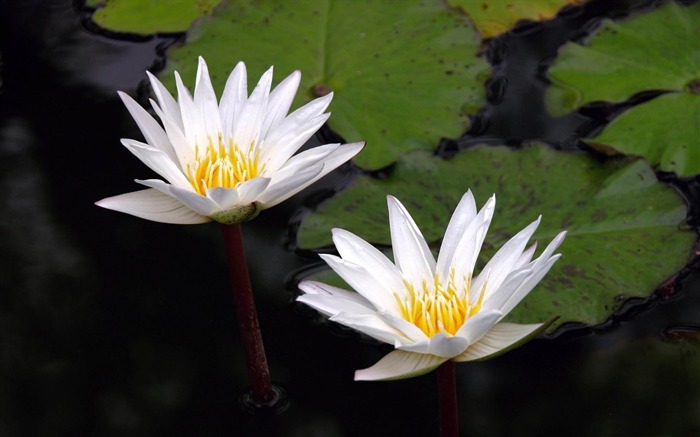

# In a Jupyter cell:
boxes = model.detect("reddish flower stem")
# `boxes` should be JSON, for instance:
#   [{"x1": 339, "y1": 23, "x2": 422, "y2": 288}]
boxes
[
  {"x1": 221, "y1": 223, "x2": 275, "y2": 406},
  {"x1": 437, "y1": 361, "x2": 459, "y2": 437}
]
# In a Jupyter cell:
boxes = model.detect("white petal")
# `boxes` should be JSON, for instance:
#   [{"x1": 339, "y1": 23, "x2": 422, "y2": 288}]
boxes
[
  {"x1": 174, "y1": 71, "x2": 200, "y2": 148},
  {"x1": 269, "y1": 142, "x2": 340, "y2": 179},
  {"x1": 397, "y1": 332, "x2": 469, "y2": 358},
  {"x1": 452, "y1": 322, "x2": 544, "y2": 362},
  {"x1": 329, "y1": 312, "x2": 411, "y2": 345},
  {"x1": 193, "y1": 57, "x2": 223, "y2": 139},
  {"x1": 331, "y1": 228, "x2": 405, "y2": 301},
  {"x1": 451, "y1": 195, "x2": 495, "y2": 292},
  {"x1": 480, "y1": 268, "x2": 534, "y2": 314},
  {"x1": 498, "y1": 254, "x2": 561, "y2": 318},
  {"x1": 255, "y1": 163, "x2": 324, "y2": 208},
  {"x1": 387, "y1": 196, "x2": 436, "y2": 288},
  {"x1": 205, "y1": 177, "x2": 271, "y2": 210},
  {"x1": 514, "y1": 242, "x2": 538, "y2": 270},
  {"x1": 455, "y1": 309, "x2": 502, "y2": 344},
  {"x1": 472, "y1": 216, "x2": 541, "y2": 302},
  {"x1": 354, "y1": 350, "x2": 448, "y2": 381},
  {"x1": 233, "y1": 66, "x2": 273, "y2": 154},
  {"x1": 205, "y1": 186, "x2": 240, "y2": 209},
  {"x1": 436, "y1": 190, "x2": 477, "y2": 279},
  {"x1": 147, "y1": 70, "x2": 182, "y2": 127},
  {"x1": 120, "y1": 139, "x2": 190, "y2": 189},
  {"x1": 235, "y1": 177, "x2": 272, "y2": 204},
  {"x1": 118, "y1": 91, "x2": 178, "y2": 163},
  {"x1": 149, "y1": 98, "x2": 193, "y2": 168},
  {"x1": 136, "y1": 179, "x2": 220, "y2": 217},
  {"x1": 299, "y1": 280, "x2": 374, "y2": 309},
  {"x1": 95, "y1": 189, "x2": 210, "y2": 224},
  {"x1": 530, "y1": 231, "x2": 567, "y2": 270},
  {"x1": 297, "y1": 290, "x2": 375, "y2": 319},
  {"x1": 319, "y1": 254, "x2": 400, "y2": 313},
  {"x1": 376, "y1": 310, "x2": 430, "y2": 343},
  {"x1": 261, "y1": 113, "x2": 331, "y2": 172},
  {"x1": 260, "y1": 69, "x2": 300, "y2": 139},
  {"x1": 220, "y1": 61, "x2": 248, "y2": 142}
]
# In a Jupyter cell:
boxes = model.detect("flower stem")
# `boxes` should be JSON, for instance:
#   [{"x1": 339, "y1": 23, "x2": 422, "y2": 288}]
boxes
[
  {"x1": 221, "y1": 223, "x2": 275, "y2": 407},
  {"x1": 437, "y1": 361, "x2": 459, "y2": 437}
]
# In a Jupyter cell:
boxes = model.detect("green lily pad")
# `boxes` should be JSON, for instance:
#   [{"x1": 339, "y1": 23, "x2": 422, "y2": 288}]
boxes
[
  {"x1": 448, "y1": 0, "x2": 587, "y2": 38},
  {"x1": 297, "y1": 144, "x2": 694, "y2": 331},
  {"x1": 88, "y1": 0, "x2": 220, "y2": 34},
  {"x1": 589, "y1": 92, "x2": 700, "y2": 176},
  {"x1": 163, "y1": 0, "x2": 489, "y2": 170},
  {"x1": 546, "y1": 1, "x2": 700, "y2": 176}
]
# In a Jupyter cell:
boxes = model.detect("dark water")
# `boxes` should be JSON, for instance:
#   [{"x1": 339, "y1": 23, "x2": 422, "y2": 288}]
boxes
[{"x1": 1, "y1": 0, "x2": 699, "y2": 436}]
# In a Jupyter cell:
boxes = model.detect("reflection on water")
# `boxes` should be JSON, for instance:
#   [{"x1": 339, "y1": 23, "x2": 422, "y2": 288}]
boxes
[{"x1": 0, "y1": 0, "x2": 698, "y2": 436}]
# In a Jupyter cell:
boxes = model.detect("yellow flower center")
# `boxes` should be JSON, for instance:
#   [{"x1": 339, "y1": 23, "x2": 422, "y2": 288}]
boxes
[
  {"x1": 395, "y1": 272, "x2": 486, "y2": 337},
  {"x1": 186, "y1": 136, "x2": 264, "y2": 195}
]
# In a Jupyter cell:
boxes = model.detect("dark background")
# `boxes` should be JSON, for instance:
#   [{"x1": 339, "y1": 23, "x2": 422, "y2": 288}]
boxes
[{"x1": 1, "y1": 1, "x2": 699, "y2": 436}]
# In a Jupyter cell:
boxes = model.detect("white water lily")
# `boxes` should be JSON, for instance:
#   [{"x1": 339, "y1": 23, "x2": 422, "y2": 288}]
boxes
[
  {"x1": 298, "y1": 192, "x2": 566, "y2": 381},
  {"x1": 96, "y1": 57, "x2": 363, "y2": 224}
]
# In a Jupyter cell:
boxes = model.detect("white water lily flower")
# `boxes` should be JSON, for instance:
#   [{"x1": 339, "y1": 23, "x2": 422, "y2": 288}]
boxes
[
  {"x1": 96, "y1": 57, "x2": 363, "y2": 224},
  {"x1": 298, "y1": 192, "x2": 566, "y2": 381}
]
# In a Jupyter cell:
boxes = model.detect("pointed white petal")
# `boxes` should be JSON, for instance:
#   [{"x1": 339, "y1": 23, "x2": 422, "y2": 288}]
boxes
[
  {"x1": 297, "y1": 290, "x2": 376, "y2": 319},
  {"x1": 220, "y1": 61, "x2": 248, "y2": 142},
  {"x1": 499, "y1": 255, "x2": 561, "y2": 318},
  {"x1": 299, "y1": 280, "x2": 374, "y2": 309},
  {"x1": 260, "y1": 69, "x2": 300, "y2": 138},
  {"x1": 261, "y1": 141, "x2": 362, "y2": 207},
  {"x1": 451, "y1": 195, "x2": 495, "y2": 291},
  {"x1": 331, "y1": 228, "x2": 405, "y2": 299},
  {"x1": 118, "y1": 91, "x2": 178, "y2": 163},
  {"x1": 319, "y1": 254, "x2": 400, "y2": 313},
  {"x1": 120, "y1": 139, "x2": 190, "y2": 189},
  {"x1": 329, "y1": 312, "x2": 411, "y2": 345},
  {"x1": 271, "y1": 142, "x2": 340, "y2": 177},
  {"x1": 261, "y1": 112, "x2": 331, "y2": 172},
  {"x1": 95, "y1": 189, "x2": 210, "y2": 224},
  {"x1": 354, "y1": 350, "x2": 447, "y2": 381},
  {"x1": 514, "y1": 242, "x2": 538, "y2": 270},
  {"x1": 233, "y1": 66, "x2": 273, "y2": 154},
  {"x1": 480, "y1": 268, "x2": 534, "y2": 314},
  {"x1": 455, "y1": 309, "x2": 502, "y2": 344},
  {"x1": 262, "y1": 91, "x2": 334, "y2": 160},
  {"x1": 174, "y1": 71, "x2": 200, "y2": 148},
  {"x1": 472, "y1": 216, "x2": 541, "y2": 301},
  {"x1": 397, "y1": 332, "x2": 469, "y2": 358},
  {"x1": 452, "y1": 322, "x2": 545, "y2": 362},
  {"x1": 436, "y1": 190, "x2": 477, "y2": 279},
  {"x1": 377, "y1": 310, "x2": 430, "y2": 343},
  {"x1": 205, "y1": 186, "x2": 240, "y2": 209},
  {"x1": 149, "y1": 98, "x2": 193, "y2": 168},
  {"x1": 530, "y1": 231, "x2": 567, "y2": 270},
  {"x1": 147, "y1": 70, "x2": 182, "y2": 127},
  {"x1": 255, "y1": 163, "x2": 324, "y2": 208},
  {"x1": 136, "y1": 179, "x2": 220, "y2": 217},
  {"x1": 235, "y1": 177, "x2": 272, "y2": 204},
  {"x1": 193, "y1": 57, "x2": 223, "y2": 138},
  {"x1": 387, "y1": 196, "x2": 436, "y2": 287}
]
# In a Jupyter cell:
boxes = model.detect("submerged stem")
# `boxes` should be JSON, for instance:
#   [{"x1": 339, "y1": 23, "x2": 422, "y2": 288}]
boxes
[
  {"x1": 221, "y1": 223, "x2": 275, "y2": 407},
  {"x1": 437, "y1": 361, "x2": 459, "y2": 437}
]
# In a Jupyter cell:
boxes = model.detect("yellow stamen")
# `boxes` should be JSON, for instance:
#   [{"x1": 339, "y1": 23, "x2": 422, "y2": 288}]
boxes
[
  {"x1": 395, "y1": 270, "x2": 484, "y2": 337},
  {"x1": 186, "y1": 135, "x2": 265, "y2": 195}
]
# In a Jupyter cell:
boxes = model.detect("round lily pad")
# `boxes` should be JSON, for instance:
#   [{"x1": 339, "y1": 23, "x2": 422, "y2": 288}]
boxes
[
  {"x1": 88, "y1": 0, "x2": 220, "y2": 34},
  {"x1": 546, "y1": 1, "x2": 700, "y2": 176},
  {"x1": 589, "y1": 92, "x2": 700, "y2": 176},
  {"x1": 163, "y1": 0, "x2": 489, "y2": 170},
  {"x1": 448, "y1": 0, "x2": 587, "y2": 38},
  {"x1": 297, "y1": 144, "x2": 695, "y2": 331}
]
